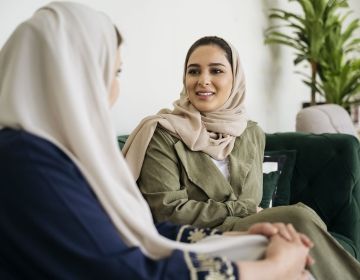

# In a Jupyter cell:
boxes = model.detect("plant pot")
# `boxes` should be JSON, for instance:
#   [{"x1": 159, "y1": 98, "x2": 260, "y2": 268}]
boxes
[{"x1": 301, "y1": 102, "x2": 326, "y2": 109}]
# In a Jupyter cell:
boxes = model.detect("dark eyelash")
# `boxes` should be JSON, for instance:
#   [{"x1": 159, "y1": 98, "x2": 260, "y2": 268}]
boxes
[
  {"x1": 211, "y1": 68, "x2": 223, "y2": 74},
  {"x1": 187, "y1": 69, "x2": 199, "y2": 75}
]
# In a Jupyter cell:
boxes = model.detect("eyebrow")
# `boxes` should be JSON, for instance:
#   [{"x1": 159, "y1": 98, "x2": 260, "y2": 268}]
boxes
[{"x1": 187, "y1": 63, "x2": 226, "y2": 68}]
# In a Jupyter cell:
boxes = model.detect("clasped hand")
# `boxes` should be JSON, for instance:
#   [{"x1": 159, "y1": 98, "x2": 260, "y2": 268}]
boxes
[{"x1": 224, "y1": 222, "x2": 314, "y2": 280}]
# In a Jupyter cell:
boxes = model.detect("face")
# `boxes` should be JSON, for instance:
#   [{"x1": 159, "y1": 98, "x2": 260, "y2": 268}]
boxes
[
  {"x1": 109, "y1": 48, "x2": 122, "y2": 107},
  {"x1": 185, "y1": 45, "x2": 233, "y2": 113}
]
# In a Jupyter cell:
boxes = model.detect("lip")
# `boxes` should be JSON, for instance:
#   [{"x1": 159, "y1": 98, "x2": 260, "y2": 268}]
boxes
[
  {"x1": 195, "y1": 91, "x2": 215, "y2": 100},
  {"x1": 196, "y1": 90, "x2": 215, "y2": 96}
]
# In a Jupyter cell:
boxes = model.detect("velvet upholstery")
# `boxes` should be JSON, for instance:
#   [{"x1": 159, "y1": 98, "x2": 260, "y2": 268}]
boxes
[{"x1": 265, "y1": 132, "x2": 360, "y2": 260}]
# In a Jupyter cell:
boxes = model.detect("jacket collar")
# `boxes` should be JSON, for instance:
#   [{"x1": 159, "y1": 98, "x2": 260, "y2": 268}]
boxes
[{"x1": 173, "y1": 129, "x2": 256, "y2": 200}]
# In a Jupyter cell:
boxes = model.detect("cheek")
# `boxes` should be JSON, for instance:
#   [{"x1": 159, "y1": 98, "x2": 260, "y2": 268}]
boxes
[
  {"x1": 185, "y1": 77, "x2": 196, "y2": 92},
  {"x1": 109, "y1": 78, "x2": 120, "y2": 106},
  {"x1": 113, "y1": 80, "x2": 120, "y2": 98},
  {"x1": 219, "y1": 77, "x2": 233, "y2": 95}
]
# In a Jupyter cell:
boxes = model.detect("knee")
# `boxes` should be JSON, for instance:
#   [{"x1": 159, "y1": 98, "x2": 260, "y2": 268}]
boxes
[{"x1": 285, "y1": 204, "x2": 326, "y2": 231}]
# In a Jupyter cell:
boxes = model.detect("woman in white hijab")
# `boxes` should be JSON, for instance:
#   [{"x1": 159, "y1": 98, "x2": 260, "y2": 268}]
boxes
[{"x1": 0, "y1": 2, "x2": 313, "y2": 279}]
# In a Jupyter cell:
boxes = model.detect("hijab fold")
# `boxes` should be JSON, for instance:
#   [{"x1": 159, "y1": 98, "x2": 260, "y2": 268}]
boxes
[{"x1": 0, "y1": 2, "x2": 262, "y2": 260}]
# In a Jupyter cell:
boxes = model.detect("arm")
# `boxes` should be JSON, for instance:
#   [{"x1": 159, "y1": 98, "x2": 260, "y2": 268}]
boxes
[
  {"x1": 228, "y1": 123, "x2": 266, "y2": 215},
  {"x1": 247, "y1": 124, "x2": 266, "y2": 212},
  {"x1": 157, "y1": 222, "x2": 221, "y2": 244},
  {"x1": 138, "y1": 127, "x2": 249, "y2": 228},
  {"x1": 0, "y1": 131, "x2": 235, "y2": 280}
]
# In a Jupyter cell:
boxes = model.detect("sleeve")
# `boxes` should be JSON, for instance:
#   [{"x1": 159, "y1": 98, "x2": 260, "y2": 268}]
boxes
[
  {"x1": 0, "y1": 134, "x2": 238, "y2": 280},
  {"x1": 156, "y1": 222, "x2": 222, "y2": 243},
  {"x1": 247, "y1": 124, "x2": 266, "y2": 204},
  {"x1": 155, "y1": 223, "x2": 238, "y2": 280},
  {"x1": 230, "y1": 122, "x2": 265, "y2": 214},
  {"x1": 138, "y1": 128, "x2": 240, "y2": 229}
]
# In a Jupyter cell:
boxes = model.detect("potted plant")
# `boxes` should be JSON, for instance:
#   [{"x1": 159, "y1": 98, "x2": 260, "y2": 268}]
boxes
[
  {"x1": 264, "y1": 0, "x2": 360, "y2": 108},
  {"x1": 316, "y1": 17, "x2": 360, "y2": 109}
]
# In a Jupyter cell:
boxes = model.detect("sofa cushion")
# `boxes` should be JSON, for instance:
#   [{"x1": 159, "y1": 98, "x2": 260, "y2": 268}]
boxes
[
  {"x1": 261, "y1": 171, "x2": 280, "y2": 208},
  {"x1": 261, "y1": 150, "x2": 297, "y2": 208}
]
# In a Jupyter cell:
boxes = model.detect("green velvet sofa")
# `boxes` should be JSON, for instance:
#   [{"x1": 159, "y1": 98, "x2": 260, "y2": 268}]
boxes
[
  {"x1": 265, "y1": 132, "x2": 360, "y2": 261},
  {"x1": 118, "y1": 132, "x2": 360, "y2": 261}
]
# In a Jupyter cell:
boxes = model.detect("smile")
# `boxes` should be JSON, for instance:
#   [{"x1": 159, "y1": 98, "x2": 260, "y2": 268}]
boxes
[{"x1": 196, "y1": 91, "x2": 214, "y2": 96}]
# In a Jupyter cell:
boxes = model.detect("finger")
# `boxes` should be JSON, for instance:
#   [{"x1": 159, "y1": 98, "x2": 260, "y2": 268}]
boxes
[
  {"x1": 272, "y1": 223, "x2": 292, "y2": 241},
  {"x1": 299, "y1": 233, "x2": 314, "y2": 248},
  {"x1": 287, "y1": 223, "x2": 300, "y2": 242},
  {"x1": 306, "y1": 255, "x2": 315, "y2": 267},
  {"x1": 300, "y1": 269, "x2": 312, "y2": 280},
  {"x1": 248, "y1": 223, "x2": 278, "y2": 237}
]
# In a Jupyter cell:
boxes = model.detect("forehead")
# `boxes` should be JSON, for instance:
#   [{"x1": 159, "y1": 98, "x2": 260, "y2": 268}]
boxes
[{"x1": 187, "y1": 45, "x2": 229, "y2": 65}]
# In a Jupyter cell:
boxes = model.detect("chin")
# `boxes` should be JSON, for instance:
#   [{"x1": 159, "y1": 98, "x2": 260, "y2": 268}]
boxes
[{"x1": 194, "y1": 105, "x2": 213, "y2": 113}]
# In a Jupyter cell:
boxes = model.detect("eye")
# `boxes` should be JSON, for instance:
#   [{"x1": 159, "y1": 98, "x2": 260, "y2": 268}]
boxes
[
  {"x1": 210, "y1": 68, "x2": 224, "y2": 74},
  {"x1": 116, "y1": 69, "x2": 122, "y2": 77},
  {"x1": 187, "y1": 68, "x2": 200, "y2": 75}
]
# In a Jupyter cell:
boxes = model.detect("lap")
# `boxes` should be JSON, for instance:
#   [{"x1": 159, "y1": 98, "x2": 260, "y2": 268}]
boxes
[{"x1": 220, "y1": 203, "x2": 327, "y2": 232}]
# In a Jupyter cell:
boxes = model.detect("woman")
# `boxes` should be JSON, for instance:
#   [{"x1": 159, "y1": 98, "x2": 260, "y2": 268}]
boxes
[
  {"x1": 0, "y1": 2, "x2": 313, "y2": 279},
  {"x1": 123, "y1": 36, "x2": 360, "y2": 279}
]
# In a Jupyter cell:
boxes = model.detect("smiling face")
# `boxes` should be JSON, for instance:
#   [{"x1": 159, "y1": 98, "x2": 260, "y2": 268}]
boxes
[{"x1": 185, "y1": 44, "x2": 233, "y2": 113}]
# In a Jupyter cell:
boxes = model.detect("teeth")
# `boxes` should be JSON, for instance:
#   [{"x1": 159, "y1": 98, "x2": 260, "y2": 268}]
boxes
[{"x1": 197, "y1": 92, "x2": 213, "y2": 96}]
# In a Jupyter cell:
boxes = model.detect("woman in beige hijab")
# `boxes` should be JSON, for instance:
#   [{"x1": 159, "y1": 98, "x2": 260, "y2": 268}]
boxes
[
  {"x1": 0, "y1": 2, "x2": 316, "y2": 279},
  {"x1": 124, "y1": 36, "x2": 360, "y2": 279}
]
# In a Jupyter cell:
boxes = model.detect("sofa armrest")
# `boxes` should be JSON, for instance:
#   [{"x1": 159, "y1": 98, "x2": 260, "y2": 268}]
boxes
[{"x1": 265, "y1": 132, "x2": 360, "y2": 260}]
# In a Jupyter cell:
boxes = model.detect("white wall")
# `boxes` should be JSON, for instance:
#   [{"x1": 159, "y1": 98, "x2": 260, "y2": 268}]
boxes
[{"x1": 1, "y1": 0, "x2": 359, "y2": 135}]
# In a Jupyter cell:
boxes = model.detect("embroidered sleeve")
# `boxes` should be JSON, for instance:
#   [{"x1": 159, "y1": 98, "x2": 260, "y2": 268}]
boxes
[
  {"x1": 176, "y1": 225, "x2": 222, "y2": 243},
  {"x1": 184, "y1": 252, "x2": 238, "y2": 280}
]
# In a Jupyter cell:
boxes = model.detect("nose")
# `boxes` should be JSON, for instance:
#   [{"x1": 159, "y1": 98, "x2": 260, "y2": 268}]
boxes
[{"x1": 198, "y1": 73, "x2": 211, "y2": 86}]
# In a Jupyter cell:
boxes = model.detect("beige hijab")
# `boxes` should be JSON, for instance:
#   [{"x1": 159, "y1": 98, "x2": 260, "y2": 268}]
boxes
[
  {"x1": 0, "y1": 2, "x2": 266, "y2": 260},
  {"x1": 123, "y1": 38, "x2": 248, "y2": 180}
]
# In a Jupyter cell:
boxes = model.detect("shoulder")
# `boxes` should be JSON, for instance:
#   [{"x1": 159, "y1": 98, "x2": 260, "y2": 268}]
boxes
[
  {"x1": 0, "y1": 128, "x2": 77, "y2": 179},
  {"x1": 234, "y1": 121, "x2": 265, "y2": 150},
  {"x1": 245, "y1": 120, "x2": 264, "y2": 136},
  {"x1": 0, "y1": 128, "x2": 68, "y2": 162},
  {"x1": 238, "y1": 121, "x2": 264, "y2": 140},
  {"x1": 151, "y1": 125, "x2": 179, "y2": 147}
]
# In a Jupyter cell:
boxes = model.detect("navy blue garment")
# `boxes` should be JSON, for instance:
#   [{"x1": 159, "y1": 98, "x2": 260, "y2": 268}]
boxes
[{"x1": 0, "y1": 129, "x2": 192, "y2": 279}]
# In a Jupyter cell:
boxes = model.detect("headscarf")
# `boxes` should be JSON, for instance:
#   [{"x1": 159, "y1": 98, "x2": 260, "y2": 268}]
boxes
[
  {"x1": 0, "y1": 2, "x2": 264, "y2": 260},
  {"x1": 123, "y1": 37, "x2": 248, "y2": 180}
]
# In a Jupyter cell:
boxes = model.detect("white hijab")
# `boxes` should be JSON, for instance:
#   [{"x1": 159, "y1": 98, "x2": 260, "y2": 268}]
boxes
[{"x1": 0, "y1": 2, "x2": 265, "y2": 260}]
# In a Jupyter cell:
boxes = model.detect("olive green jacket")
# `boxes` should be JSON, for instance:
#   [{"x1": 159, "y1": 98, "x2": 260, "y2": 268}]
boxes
[{"x1": 138, "y1": 121, "x2": 265, "y2": 230}]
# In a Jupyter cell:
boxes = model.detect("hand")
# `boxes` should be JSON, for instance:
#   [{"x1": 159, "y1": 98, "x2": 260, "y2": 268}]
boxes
[
  {"x1": 257, "y1": 206, "x2": 263, "y2": 212},
  {"x1": 247, "y1": 222, "x2": 278, "y2": 237},
  {"x1": 235, "y1": 224, "x2": 314, "y2": 280},
  {"x1": 224, "y1": 222, "x2": 313, "y2": 243},
  {"x1": 256, "y1": 223, "x2": 314, "y2": 267},
  {"x1": 223, "y1": 222, "x2": 279, "y2": 237},
  {"x1": 227, "y1": 222, "x2": 314, "y2": 249},
  {"x1": 265, "y1": 224, "x2": 311, "y2": 279},
  {"x1": 298, "y1": 270, "x2": 313, "y2": 280},
  {"x1": 251, "y1": 222, "x2": 314, "y2": 246}
]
